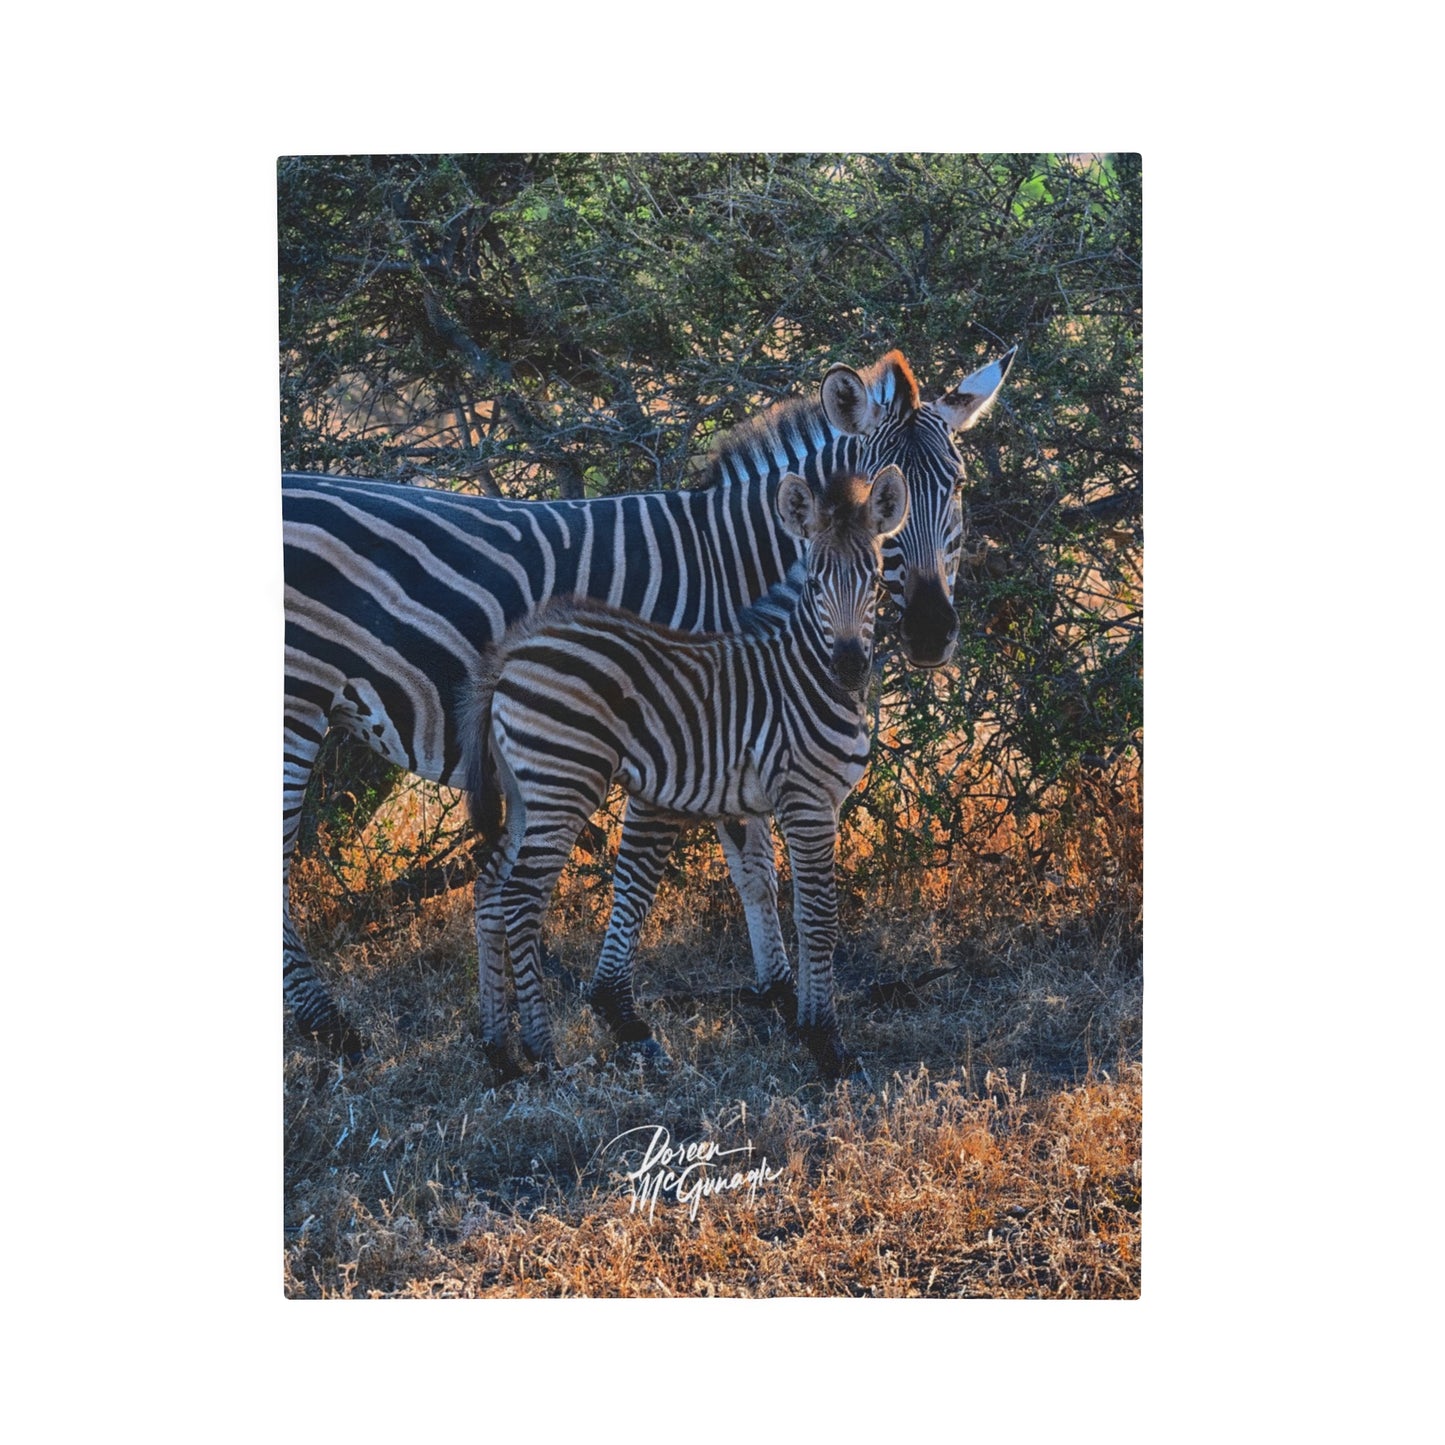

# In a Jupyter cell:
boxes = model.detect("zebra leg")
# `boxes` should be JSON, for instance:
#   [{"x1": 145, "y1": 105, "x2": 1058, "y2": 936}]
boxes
[
  {"x1": 776, "y1": 802, "x2": 850, "y2": 1080},
  {"x1": 474, "y1": 833, "x2": 521, "y2": 1077},
  {"x1": 589, "y1": 801, "x2": 677, "y2": 1050},
  {"x1": 716, "y1": 816, "x2": 796, "y2": 1015},
  {"x1": 283, "y1": 703, "x2": 363, "y2": 1058},
  {"x1": 499, "y1": 799, "x2": 595, "y2": 1067}
]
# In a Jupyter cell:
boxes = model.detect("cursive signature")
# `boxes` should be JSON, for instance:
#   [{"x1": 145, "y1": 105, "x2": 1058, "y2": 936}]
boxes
[{"x1": 600, "y1": 1124, "x2": 787, "y2": 1221}]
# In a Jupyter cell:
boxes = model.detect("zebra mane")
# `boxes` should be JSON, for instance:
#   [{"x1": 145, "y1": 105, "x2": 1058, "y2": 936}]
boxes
[
  {"x1": 479, "y1": 467, "x2": 881, "y2": 659},
  {"x1": 693, "y1": 350, "x2": 921, "y2": 491},
  {"x1": 737, "y1": 563, "x2": 807, "y2": 636}
]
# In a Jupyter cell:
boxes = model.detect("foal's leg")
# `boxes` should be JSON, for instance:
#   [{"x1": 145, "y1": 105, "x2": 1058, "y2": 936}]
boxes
[
  {"x1": 716, "y1": 816, "x2": 796, "y2": 1012},
  {"x1": 603, "y1": 804, "x2": 793, "y2": 1016},
  {"x1": 473, "y1": 824, "x2": 522, "y2": 1075},
  {"x1": 500, "y1": 817, "x2": 590, "y2": 1066},
  {"x1": 494, "y1": 746, "x2": 609, "y2": 1067},
  {"x1": 776, "y1": 800, "x2": 849, "y2": 1080},
  {"x1": 588, "y1": 799, "x2": 677, "y2": 1050}
]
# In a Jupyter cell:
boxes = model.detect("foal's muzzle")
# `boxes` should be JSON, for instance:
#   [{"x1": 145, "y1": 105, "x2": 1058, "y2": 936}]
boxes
[{"x1": 832, "y1": 640, "x2": 871, "y2": 694}]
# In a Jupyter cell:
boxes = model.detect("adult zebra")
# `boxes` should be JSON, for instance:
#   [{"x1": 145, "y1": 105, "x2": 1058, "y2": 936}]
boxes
[
  {"x1": 463, "y1": 467, "x2": 911, "y2": 1080},
  {"x1": 284, "y1": 346, "x2": 1015, "y2": 1053}
]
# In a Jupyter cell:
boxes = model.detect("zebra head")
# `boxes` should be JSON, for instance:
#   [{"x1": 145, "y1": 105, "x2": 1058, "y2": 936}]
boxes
[
  {"x1": 820, "y1": 347, "x2": 1016, "y2": 669},
  {"x1": 776, "y1": 466, "x2": 911, "y2": 696}
]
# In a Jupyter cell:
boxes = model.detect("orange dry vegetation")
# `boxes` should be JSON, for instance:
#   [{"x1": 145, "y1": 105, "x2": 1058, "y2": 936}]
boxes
[
  {"x1": 286, "y1": 761, "x2": 1141, "y2": 1299},
  {"x1": 287, "y1": 1070, "x2": 1139, "y2": 1299}
]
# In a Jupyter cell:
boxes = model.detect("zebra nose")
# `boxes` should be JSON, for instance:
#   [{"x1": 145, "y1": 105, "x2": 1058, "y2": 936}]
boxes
[
  {"x1": 900, "y1": 581, "x2": 959, "y2": 666},
  {"x1": 832, "y1": 640, "x2": 870, "y2": 692}
]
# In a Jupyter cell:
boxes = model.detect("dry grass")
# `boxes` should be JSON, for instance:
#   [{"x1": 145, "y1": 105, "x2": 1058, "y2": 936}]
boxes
[{"x1": 285, "y1": 767, "x2": 1141, "y2": 1299}]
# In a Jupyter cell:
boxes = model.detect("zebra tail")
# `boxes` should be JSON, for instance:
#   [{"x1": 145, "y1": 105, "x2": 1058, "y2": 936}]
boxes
[
  {"x1": 463, "y1": 603, "x2": 573, "y2": 850},
  {"x1": 461, "y1": 667, "x2": 504, "y2": 849}
]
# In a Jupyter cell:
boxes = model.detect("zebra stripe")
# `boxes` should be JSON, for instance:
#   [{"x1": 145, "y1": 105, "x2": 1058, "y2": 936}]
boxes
[
  {"x1": 282, "y1": 347, "x2": 1015, "y2": 1051},
  {"x1": 464, "y1": 469, "x2": 911, "y2": 1080}
]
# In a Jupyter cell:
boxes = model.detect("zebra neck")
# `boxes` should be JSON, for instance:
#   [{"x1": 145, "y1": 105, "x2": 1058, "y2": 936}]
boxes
[
  {"x1": 772, "y1": 598, "x2": 865, "y2": 714},
  {"x1": 685, "y1": 470, "x2": 800, "y2": 630},
  {"x1": 705, "y1": 396, "x2": 863, "y2": 495},
  {"x1": 691, "y1": 432, "x2": 863, "y2": 629}
]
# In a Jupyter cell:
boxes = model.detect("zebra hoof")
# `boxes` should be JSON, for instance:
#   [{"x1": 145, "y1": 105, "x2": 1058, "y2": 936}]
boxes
[
  {"x1": 484, "y1": 1042, "x2": 524, "y2": 1082},
  {"x1": 520, "y1": 1039, "x2": 556, "y2": 1069},
  {"x1": 337, "y1": 1027, "x2": 367, "y2": 1067},
  {"x1": 594, "y1": 1010, "x2": 654, "y2": 1047},
  {"x1": 309, "y1": 1016, "x2": 367, "y2": 1064},
  {"x1": 586, "y1": 985, "x2": 652, "y2": 1046},
  {"x1": 799, "y1": 1026, "x2": 851, "y2": 1082},
  {"x1": 745, "y1": 979, "x2": 799, "y2": 1018}
]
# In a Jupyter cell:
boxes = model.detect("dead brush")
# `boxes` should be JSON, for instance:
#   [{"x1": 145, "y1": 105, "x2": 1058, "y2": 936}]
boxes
[
  {"x1": 284, "y1": 762, "x2": 1141, "y2": 1298},
  {"x1": 284, "y1": 1056, "x2": 1140, "y2": 1298}
]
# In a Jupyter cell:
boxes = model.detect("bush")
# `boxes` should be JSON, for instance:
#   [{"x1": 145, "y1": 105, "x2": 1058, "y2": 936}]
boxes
[{"x1": 279, "y1": 153, "x2": 1142, "y2": 871}]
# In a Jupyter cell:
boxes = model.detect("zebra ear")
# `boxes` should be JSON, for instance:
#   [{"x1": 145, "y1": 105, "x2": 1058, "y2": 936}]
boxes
[
  {"x1": 867, "y1": 465, "x2": 910, "y2": 539},
  {"x1": 776, "y1": 473, "x2": 819, "y2": 541},
  {"x1": 821, "y1": 363, "x2": 885, "y2": 437},
  {"x1": 934, "y1": 346, "x2": 1016, "y2": 432}
]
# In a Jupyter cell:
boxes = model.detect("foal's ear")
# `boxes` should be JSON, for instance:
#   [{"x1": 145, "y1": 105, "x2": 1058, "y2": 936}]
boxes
[
  {"x1": 933, "y1": 347, "x2": 1016, "y2": 432},
  {"x1": 776, "y1": 473, "x2": 819, "y2": 541},
  {"x1": 867, "y1": 465, "x2": 910, "y2": 539}
]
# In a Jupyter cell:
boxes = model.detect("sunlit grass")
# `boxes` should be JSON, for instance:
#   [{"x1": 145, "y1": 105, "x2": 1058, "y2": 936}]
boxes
[{"x1": 285, "y1": 760, "x2": 1141, "y2": 1298}]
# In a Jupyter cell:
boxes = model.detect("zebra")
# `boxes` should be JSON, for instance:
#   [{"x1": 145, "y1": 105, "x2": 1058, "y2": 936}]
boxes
[
  {"x1": 284, "y1": 346, "x2": 1015, "y2": 1053},
  {"x1": 463, "y1": 467, "x2": 911, "y2": 1080}
]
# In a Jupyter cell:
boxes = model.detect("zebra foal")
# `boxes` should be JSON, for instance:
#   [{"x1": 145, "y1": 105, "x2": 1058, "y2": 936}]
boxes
[{"x1": 462, "y1": 467, "x2": 910, "y2": 1080}]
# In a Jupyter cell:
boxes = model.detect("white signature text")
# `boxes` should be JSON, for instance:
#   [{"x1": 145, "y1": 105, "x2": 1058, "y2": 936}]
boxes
[{"x1": 601, "y1": 1124, "x2": 786, "y2": 1220}]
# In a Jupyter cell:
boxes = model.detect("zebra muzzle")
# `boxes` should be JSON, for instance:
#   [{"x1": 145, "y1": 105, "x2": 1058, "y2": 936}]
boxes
[
  {"x1": 899, "y1": 580, "x2": 959, "y2": 667},
  {"x1": 831, "y1": 640, "x2": 871, "y2": 694}
]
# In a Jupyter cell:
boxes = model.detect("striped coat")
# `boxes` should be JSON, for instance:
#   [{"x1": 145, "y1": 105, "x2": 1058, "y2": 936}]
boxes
[
  {"x1": 463, "y1": 468, "x2": 910, "y2": 1080},
  {"x1": 284, "y1": 348, "x2": 1014, "y2": 1052}
]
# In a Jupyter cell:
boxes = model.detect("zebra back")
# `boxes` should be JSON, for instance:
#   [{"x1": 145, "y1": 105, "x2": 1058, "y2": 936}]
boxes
[
  {"x1": 283, "y1": 346, "x2": 1010, "y2": 792},
  {"x1": 463, "y1": 468, "x2": 910, "y2": 841}
]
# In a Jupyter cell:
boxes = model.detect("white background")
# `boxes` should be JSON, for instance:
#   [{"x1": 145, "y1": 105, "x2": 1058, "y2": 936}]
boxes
[{"x1": 3, "y1": 2, "x2": 1437, "y2": 1439}]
